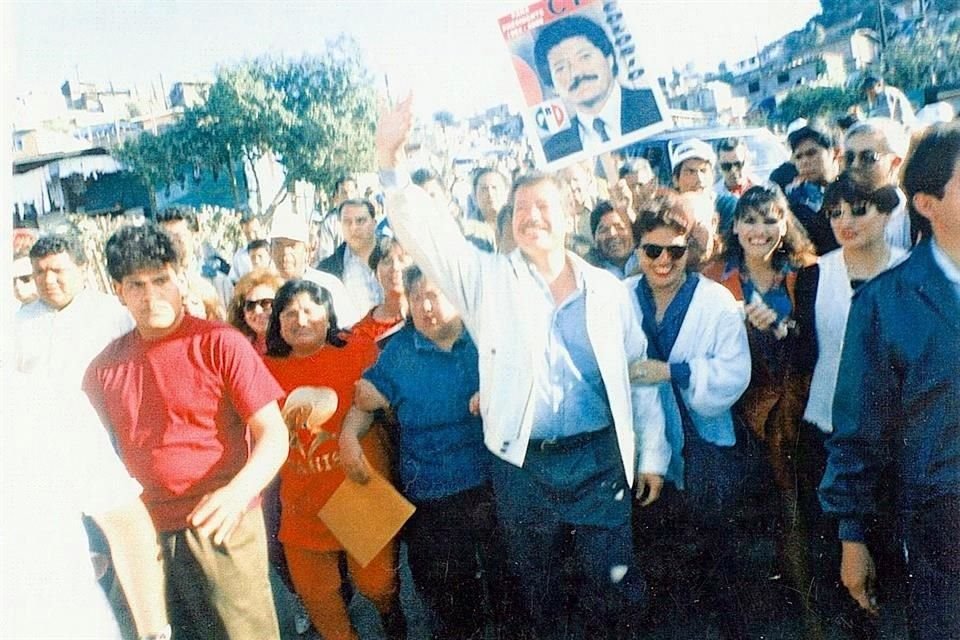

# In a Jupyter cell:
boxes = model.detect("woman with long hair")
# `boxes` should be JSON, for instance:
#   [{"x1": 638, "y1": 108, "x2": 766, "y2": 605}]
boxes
[
  {"x1": 704, "y1": 184, "x2": 818, "y2": 634},
  {"x1": 263, "y1": 279, "x2": 404, "y2": 640},
  {"x1": 228, "y1": 269, "x2": 285, "y2": 355}
]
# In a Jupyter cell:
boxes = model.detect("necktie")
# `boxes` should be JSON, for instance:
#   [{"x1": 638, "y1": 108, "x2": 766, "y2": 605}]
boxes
[{"x1": 592, "y1": 118, "x2": 610, "y2": 143}]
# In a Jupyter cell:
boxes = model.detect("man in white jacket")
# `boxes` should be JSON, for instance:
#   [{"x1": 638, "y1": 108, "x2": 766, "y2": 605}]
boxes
[{"x1": 377, "y1": 96, "x2": 668, "y2": 639}]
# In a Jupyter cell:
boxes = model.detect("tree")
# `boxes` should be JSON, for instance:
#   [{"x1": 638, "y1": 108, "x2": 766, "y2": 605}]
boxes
[
  {"x1": 883, "y1": 24, "x2": 960, "y2": 91},
  {"x1": 774, "y1": 86, "x2": 859, "y2": 126},
  {"x1": 116, "y1": 36, "x2": 378, "y2": 217}
]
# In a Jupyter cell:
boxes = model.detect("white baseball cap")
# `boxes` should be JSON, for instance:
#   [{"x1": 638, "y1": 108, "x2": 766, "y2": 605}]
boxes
[
  {"x1": 269, "y1": 213, "x2": 310, "y2": 243},
  {"x1": 671, "y1": 139, "x2": 717, "y2": 171}
]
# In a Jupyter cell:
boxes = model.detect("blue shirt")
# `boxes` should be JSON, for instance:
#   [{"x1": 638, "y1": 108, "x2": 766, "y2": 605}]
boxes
[
  {"x1": 528, "y1": 265, "x2": 613, "y2": 440},
  {"x1": 363, "y1": 324, "x2": 488, "y2": 501}
]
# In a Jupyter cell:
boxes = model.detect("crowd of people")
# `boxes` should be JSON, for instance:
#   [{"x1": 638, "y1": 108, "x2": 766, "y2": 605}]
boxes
[{"x1": 8, "y1": 80, "x2": 960, "y2": 640}]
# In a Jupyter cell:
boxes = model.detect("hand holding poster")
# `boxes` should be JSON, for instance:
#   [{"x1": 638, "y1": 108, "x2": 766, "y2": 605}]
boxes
[{"x1": 500, "y1": 0, "x2": 671, "y2": 170}]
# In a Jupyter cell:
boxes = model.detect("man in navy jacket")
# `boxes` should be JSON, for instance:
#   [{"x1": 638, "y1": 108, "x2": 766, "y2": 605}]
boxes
[{"x1": 819, "y1": 122, "x2": 960, "y2": 639}]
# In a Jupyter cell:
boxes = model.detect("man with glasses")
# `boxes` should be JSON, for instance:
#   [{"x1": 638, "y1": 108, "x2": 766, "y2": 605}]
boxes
[
  {"x1": 786, "y1": 119, "x2": 843, "y2": 254},
  {"x1": 844, "y1": 118, "x2": 912, "y2": 250},
  {"x1": 715, "y1": 138, "x2": 757, "y2": 198}
]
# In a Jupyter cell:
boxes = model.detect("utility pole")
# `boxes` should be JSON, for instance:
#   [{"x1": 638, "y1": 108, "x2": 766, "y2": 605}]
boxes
[{"x1": 876, "y1": 0, "x2": 888, "y2": 73}]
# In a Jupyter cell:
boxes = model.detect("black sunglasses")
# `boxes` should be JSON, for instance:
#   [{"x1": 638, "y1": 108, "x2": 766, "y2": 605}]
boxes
[
  {"x1": 244, "y1": 298, "x2": 274, "y2": 313},
  {"x1": 844, "y1": 150, "x2": 882, "y2": 167},
  {"x1": 15, "y1": 275, "x2": 32, "y2": 284},
  {"x1": 826, "y1": 203, "x2": 870, "y2": 220},
  {"x1": 719, "y1": 161, "x2": 744, "y2": 172},
  {"x1": 640, "y1": 244, "x2": 688, "y2": 260}
]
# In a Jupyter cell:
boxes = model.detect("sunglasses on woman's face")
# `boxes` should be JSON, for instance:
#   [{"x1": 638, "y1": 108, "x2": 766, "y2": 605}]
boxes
[
  {"x1": 844, "y1": 150, "x2": 882, "y2": 167},
  {"x1": 640, "y1": 244, "x2": 688, "y2": 260},
  {"x1": 244, "y1": 298, "x2": 274, "y2": 313},
  {"x1": 826, "y1": 203, "x2": 870, "y2": 220}
]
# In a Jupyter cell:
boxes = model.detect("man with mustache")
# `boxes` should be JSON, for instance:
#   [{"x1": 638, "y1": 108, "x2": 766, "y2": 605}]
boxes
[
  {"x1": 534, "y1": 15, "x2": 662, "y2": 162},
  {"x1": 378, "y1": 96, "x2": 668, "y2": 640}
]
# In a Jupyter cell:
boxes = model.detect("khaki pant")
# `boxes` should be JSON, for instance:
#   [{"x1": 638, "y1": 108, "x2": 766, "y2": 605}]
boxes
[{"x1": 161, "y1": 506, "x2": 280, "y2": 640}]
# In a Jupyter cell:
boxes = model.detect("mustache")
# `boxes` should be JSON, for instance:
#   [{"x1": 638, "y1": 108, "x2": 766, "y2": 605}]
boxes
[{"x1": 568, "y1": 74, "x2": 599, "y2": 92}]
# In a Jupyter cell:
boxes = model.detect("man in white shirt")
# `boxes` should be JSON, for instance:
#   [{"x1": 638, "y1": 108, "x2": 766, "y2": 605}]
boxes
[
  {"x1": 378, "y1": 96, "x2": 667, "y2": 639},
  {"x1": 269, "y1": 212, "x2": 361, "y2": 327},
  {"x1": 14, "y1": 234, "x2": 133, "y2": 389}
]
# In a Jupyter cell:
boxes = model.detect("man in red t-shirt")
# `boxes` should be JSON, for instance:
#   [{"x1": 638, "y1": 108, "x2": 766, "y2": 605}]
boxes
[{"x1": 83, "y1": 223, "x2": 289, "y2": 640}]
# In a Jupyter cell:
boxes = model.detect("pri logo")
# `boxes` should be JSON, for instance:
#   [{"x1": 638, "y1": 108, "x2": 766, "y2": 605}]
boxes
[{"x1": 534, "y1": 100, "x2": 570, "y2": 134}]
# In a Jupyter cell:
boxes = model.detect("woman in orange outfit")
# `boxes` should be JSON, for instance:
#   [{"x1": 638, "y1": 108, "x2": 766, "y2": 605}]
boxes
[{"x1": 264, "y1": 278, "x2": 404, "y2": 640}]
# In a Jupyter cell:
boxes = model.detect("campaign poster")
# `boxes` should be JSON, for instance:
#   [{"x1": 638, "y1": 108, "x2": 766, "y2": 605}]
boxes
[{"x1": 500, "y1": 0, "x2": 671, "y2": 171}]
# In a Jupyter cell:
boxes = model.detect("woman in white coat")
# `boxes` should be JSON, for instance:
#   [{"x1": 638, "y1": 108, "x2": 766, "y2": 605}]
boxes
[{"x1": 626, "y1": 197, "x2": 752, "y2": 639}]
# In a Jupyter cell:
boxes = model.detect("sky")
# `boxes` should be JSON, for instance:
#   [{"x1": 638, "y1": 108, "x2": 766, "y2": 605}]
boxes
[{"x1": 6, "y1": 0, "x2": 822, "y2": 119}]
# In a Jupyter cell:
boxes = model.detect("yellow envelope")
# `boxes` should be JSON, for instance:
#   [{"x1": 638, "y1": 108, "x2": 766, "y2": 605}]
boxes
[{"x1": 318, "y1": 472, "x2": 416, "y2": 567}]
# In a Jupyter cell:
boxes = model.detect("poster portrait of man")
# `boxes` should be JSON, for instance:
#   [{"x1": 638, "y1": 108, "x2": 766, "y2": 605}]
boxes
[{"x1": 501, "y1": 0, "x2": 670, "y2": 169}]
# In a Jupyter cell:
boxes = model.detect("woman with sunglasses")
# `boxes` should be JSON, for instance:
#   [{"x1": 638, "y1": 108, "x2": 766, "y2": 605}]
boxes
[
  {"x1": 263, "y1": 279, "x2": 405, "y2": 640},
  {"x1": 627, "y1": 197, "x2": 752, "y2": 639},
  {"x1": 790, "y1": 172, "x2": 906, "y2": 634},
  {"x1": 228, "y1": 269, "x2": 285, "y2": 355},
  {"x1": 704, "y1": 184, "x2": 818, "y2": 632}
]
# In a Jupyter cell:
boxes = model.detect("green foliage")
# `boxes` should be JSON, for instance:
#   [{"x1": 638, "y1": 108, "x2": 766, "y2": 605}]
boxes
[
  {"x1": 117, "y1": 36, "x2": 378, "y2": 215},
  {"x1": 884, "y1": 24, "x2": 960, "y2": 91},
  {"x1": 774, "y1": 86, "x2": 859, "y2": 126}
]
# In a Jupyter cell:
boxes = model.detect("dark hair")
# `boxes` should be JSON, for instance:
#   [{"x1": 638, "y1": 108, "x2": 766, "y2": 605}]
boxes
[
  {"x1": 589, "y1": 200, "x2": 632, "y2": 237},
  {"x1": 632, "y1": 192, "x2": 705, "y2": 271},
  {"x1": 367, "y1": 235, "x2": 401, "y2": 271},
  {"x1": 723, "y1": 185, "x2": 815, "y2": 271},
  {"x1": 472, "y1": 167, "x2": 508, "y2": 194},
  {"x1": 247, "y1": 238, "x2": 270, "y2": 253},
  {"x1": 902, "y1": 122, "x2": 960, "y2": 243},
  {"x1": 787, "y1": 119, "x2": 838, "y2": 151},
  {"x1": 534, "y1": 16, "x2": 616, "y2": 88},
  {"x1": 768, "y1": 162, "x2": 799, "y2": 191},
  {"x1": 333, "y1": 176, "x2": 357, "y2": 195},
  {"x1": 860, "y1": 73, "x2": 881, "y2": 91},
  {"x1": 155, "y1": 206, "x2": 200, "y2": 233},
  {"x1": 29, "y1": 233, "x2": 87, "y2": 265},
  {"x1": 105, "y1": 224, "x2": 180, "y2": 282},
  {"x1": 402, "y1": 264, "x2": 426, "y2": 295},
  {"x1": 509, "y1": 171, "x2": 568, "y2": 207},
  {"x1": 717, "y1": 137, "x2": 745, "y2": 153},
  {"x1": 823, "y1": 171, "x2": 899, "y2": 216},
  {"x1": 337, "y1": 198, "x2": 376, "y2": 219},
  {"x1": 496, "y1": 204, "x2": 513, "y2": 239},
  {"x1": 411, "y1": 168, "x2": 440, "y2": 188},
  {"x1": 228, "y1": 269, "x2": 285, "y2": 341},
  {"x1": 265, "y1": 279, "x2": 346, "y2": 357}
]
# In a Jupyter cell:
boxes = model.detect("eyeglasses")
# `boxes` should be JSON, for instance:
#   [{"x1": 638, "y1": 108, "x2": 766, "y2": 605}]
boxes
[
  {"x1": 844, "y1": 150, "x2": 882, "y2": 167},
  {"x1": 719, "y1": 161, "x2": 744, "y2": 172},
  {"x1": 14, "y1": 275, "x2": 32, "y2": 284},
  {"x1": 244, "y1": 298, "x2": 274, "y2": 313},
  {"x1": 640, "y1": 244, "x2": 688, "y2": 260},
  {"x1": 826, "y1": 203, "x2": 870, "y2": 220}
]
